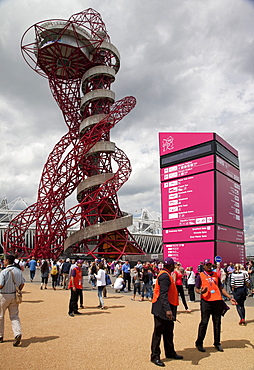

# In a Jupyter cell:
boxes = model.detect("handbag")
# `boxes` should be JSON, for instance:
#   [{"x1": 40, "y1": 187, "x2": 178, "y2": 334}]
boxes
[
  {"x1": 221, "y1": 300, "x2": 230, "y2": 316},
  {"x1": 9, "y1": 269, "x2": 23, "y2": 304}
]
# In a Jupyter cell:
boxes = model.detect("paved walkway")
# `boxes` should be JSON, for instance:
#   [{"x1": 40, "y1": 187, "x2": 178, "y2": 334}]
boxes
[{"x1": 1, "y1": 268, "x2": 254, "y2": 370}]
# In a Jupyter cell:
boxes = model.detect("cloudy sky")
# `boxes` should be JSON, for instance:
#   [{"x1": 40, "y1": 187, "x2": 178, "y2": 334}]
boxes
[{"x1": 0, "y1": 0, "x2": 254, "y2": 255}]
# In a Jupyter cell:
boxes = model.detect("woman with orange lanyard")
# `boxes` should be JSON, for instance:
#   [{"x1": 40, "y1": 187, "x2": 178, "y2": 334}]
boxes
[
  {"x1": 172, "y1": 262, "x2": 191, "y2": 313},
  {"x1": 195, "y1": 258, "x2": 237, "y2": 352}
]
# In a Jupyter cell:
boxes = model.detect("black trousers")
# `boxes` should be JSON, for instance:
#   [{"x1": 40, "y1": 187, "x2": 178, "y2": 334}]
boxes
[
  {"x1": 77, "y1": 288, "x2": 83, "y2": 306},
  {"x1": 176, "y1": 285, "x2": 188, "y2": 310},
  {"x1": 188, "y1": 284, "x2": 195, "y2": 302},
  {"x1": 123, "y1": 272, "x2": 131, "y2": 290},
  {"x1": 51, "y1": 274, "x2": 58, "y2": 288},
  {"x1": 69, "y1": 288, "x2": 81, "y2": 314},
  {"x1": 196, "y1": 299, "x2": 223, "y2": 346},
  {"x1": 233, "y1": 287, "x2": 246, "y2": 320},
  {"x1": 151, "y1": 316, "x2": 176, "y2": 361},
  {"x1": 41, "y1": 276, "x2": 48, "y2": 285}
]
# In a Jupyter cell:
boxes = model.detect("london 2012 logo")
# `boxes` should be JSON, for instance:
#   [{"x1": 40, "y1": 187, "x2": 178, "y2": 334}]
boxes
[{"x1": 162, "y1": 136, "x2": 174, "y2": 152}]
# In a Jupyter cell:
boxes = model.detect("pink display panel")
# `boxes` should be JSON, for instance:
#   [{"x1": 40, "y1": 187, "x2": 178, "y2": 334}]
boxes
[
  {"x1": 216, "y1": 242, "x2": 245, "y2": 265},
  {"x1": 159, "y1": 132, "x2": 214, "y2": 156},
  {"x1": 161, "y1": 171, "x2": 214, "y2": 228},
  {"x1": 163, "y1": 241, "x2": 214, "y2": 271},
  {"x1": 160, "y1": 155, "x2": 214, "y2": 182},
  {"x1": 217, "y1": 225, "x2": 244, "y2": 244},
  {"x1": 216, "y1": 172, "x2": 244, "y2": 229},
  {"x1": 216, "y1": 156, "x2": 240, "y2": 183},
  {"x1": 163, "y1": 225, "x2": 214, "y2": 243}
]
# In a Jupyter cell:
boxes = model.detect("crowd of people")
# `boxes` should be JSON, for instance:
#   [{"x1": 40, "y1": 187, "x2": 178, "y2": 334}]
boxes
[
  {"x1": 1, "y1": 256, "x2": 254, "y2": 305},
  {"x1": 0, "y1": 253, "x2": 253, "y2": 352},
  {"x1": 3, "y1": 256, "x2": 253, "y2": 319}
]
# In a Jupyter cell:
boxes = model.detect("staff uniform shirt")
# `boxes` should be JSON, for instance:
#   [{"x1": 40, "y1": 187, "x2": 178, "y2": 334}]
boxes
[
  {"x1": 122, "y1": 264, "x2": 131, "y2": 274},
  {"x1": 195, "y1": 272, "x2": 222, "y2": 289},
  {"x1": 71, "y1": 267, "x2": 80, "y2": 278},
  {"x1": 0, "y1": 266, "x2": 25, "y2": 294},
  {"x1": 70, "y1": 267, "x2": 82, "y2": 289},
  {"x1": 152, "y1": 271, "x2": 175, "y2": 320}
]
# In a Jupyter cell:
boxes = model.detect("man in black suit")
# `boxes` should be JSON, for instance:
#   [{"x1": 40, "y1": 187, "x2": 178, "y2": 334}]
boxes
[{"x1": 150, "y1": 257, "x2": 183, "y2": 367}]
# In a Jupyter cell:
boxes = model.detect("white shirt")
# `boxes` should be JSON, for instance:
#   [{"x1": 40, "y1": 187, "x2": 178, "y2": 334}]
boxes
[
  {"x1": 114, "y1": 277, "x2": 124, "y2": 290},
  {"x1": 187, "y1": 270, "x2": 196, "y2": 285},
  {"x1": 96, "y1": 269, "x2": 106, "y2": 286}
]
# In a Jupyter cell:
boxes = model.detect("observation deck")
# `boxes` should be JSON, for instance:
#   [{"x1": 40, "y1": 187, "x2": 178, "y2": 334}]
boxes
[{"x1": 35, "y1": 21, "x2": 120, "y2": 79}]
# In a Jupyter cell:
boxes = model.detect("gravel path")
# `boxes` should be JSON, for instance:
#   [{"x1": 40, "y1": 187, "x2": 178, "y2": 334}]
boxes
[{"x1": 1, "y1": 271, "x2": 254, "y2": 370}]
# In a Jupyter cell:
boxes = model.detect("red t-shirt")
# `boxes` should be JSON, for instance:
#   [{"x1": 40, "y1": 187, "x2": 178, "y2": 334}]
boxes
[{"x1": 172, "y1": 270, "x2": 183, "y2": 285}]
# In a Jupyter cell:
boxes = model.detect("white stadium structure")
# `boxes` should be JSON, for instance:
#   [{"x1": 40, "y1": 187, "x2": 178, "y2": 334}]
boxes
[{"x1": 0, "y1": 198, "x2": 162, "y2": 259}]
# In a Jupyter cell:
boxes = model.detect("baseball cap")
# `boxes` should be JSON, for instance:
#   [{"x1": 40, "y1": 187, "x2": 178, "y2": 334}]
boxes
[
  {"x1": 164, "y1": 257, "x2": 175, "y2": 266},
  {"x1": 203, "y1": 258, "x2": 212, "y2": 265},
  {"x1": 77, "y1": 259, "x2": 83, "y2": 264}
]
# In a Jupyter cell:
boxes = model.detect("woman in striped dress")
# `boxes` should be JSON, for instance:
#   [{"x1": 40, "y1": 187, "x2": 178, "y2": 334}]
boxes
[{"x1": 231, "y1": 264, "x2": 250, "y2": 325}]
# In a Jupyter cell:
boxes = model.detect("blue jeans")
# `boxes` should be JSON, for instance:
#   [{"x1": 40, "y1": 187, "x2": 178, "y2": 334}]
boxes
[
  {"x1": 30, "y1": 270, "x2": 36, "y2": 281},
  {"x1": 98, "y1": 286, "x2": 105, "y2": 307},
  {"x1": 134, "y1": 282, "x2": 141, "y2": 296},
  {"x1": 142, "y1": 283, "x2": 153, "y2": 298},
  {"x1": 90, "y1": 275, "x2": 96, "y2": 287}
]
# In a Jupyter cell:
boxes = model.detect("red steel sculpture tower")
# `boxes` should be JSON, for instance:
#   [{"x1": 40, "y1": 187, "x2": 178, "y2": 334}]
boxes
[{"x1": 4, "y1": 9, "x2": 144, "y2": 260}]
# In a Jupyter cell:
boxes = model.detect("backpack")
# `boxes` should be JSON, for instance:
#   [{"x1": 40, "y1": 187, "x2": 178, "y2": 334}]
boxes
[{"x1": 51, "y1": 265, "x2": 58, "y2": 275}]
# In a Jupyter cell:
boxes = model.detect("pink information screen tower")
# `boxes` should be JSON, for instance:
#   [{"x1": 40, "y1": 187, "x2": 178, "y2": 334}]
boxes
[{"x1": 159, "y1": 133, "x2": 245, "y2": 271}]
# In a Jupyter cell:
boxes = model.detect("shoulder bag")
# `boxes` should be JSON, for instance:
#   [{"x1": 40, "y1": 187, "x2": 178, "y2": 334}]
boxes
[{"x1": 9, "y1": 269, "x2": 22, "y2": 304}]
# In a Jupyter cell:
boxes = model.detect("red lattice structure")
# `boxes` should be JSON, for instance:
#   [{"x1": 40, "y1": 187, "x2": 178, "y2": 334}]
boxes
[{"x1": 4, "y1": 8, "x2": 144, "y2": 260}]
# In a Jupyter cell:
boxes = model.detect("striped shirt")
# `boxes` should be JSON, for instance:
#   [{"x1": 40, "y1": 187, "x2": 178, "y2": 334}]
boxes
[
  {"x1": 231, "y1": 271, "x2": 249, "y2": 288},
  {"x1": 0, "y1": 265, "x2": 25, "y2": 294}
]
